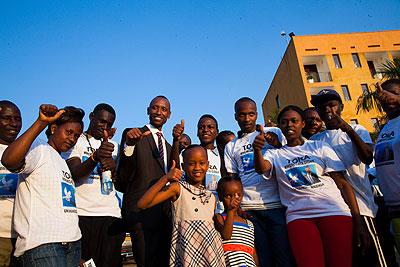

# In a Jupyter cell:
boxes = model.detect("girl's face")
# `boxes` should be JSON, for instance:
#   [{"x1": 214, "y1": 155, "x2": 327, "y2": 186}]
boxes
[
  {"x1": 48, "y1": 122, "x2": 82, "y2": 154},
  {"x1": 219, "y1": 180, "x2": 243, "y2": 210},
  {"x1": 279, "y1": 109, "x2": 305, "y2": 142},
  {"x1": 182, "y1": 147, "x2": 209, "y2": 187}
]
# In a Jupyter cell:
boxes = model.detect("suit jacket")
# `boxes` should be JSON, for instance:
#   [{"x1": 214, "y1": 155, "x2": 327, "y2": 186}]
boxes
[{"x1": 116, "y1": 126, "x2": 172, "y2": 230}]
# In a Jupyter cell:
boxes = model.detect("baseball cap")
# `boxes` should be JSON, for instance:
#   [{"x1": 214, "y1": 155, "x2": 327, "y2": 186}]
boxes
[{"x1": 311, "y1": 89, "x2": 342, "y2": 106}]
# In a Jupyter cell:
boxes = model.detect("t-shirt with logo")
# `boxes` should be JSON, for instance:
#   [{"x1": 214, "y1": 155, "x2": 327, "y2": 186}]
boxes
[
  {"x1": 205, "y1": 148, "x2": 224, "y2": 213},
  {"x1": 311, "y1": 125, "x2": 377, "y2": 218},
  {"x1": 263, "y1": 140, "x2": 351, "y2": 223},
  {"x1": 224, "y1": 127, "x2": 284, "y2": 211},
  {"x1": 0, "y1": 144, "x2": 18, "y2": 238},
  {"x1": 13, "y1": 139, "x2": 81, "y2": 257},
  {"x1": 62, "y1": 134, "x2": 120, "y2": 217},
  {"x1": 374, "y1": 116, "x2": 400, "y2": 206}
]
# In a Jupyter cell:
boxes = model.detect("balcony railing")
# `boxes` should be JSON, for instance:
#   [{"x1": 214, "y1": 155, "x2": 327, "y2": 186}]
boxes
[{"x1": 306, "y1": 72, "x2": 332, "y2": 83}]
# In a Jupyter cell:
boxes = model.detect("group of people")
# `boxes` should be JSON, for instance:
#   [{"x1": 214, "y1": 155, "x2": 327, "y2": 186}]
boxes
[{"x1": 0, "y1": 78, "x2": 399, "y2": 267}]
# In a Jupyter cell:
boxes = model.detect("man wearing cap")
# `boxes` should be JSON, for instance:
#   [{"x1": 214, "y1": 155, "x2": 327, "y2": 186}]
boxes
[{"x1": 310, "y1": 89, "x2": 386, "y2": 267}]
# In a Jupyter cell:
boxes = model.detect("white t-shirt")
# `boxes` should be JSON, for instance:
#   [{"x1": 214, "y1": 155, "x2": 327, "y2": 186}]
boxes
[
  {"x1": 205, "y1": 148, "x2": 224, "y2": 213},
  {"x1": 224, "y1": 127, "x2": 284, "y2": 210},
  {"x1": 311, "y1": 125, "x2": 377, "y2": 217},
  {"x1": 62, "y1": 133, "x2": 120, "y2": 217},
  {"x1": 375, "y1": 116, "x2": 400, "y2": 206},
  {"x1": 13, "y1": 139, "x2": 81, "y2": 256},
  {"x1": 263, "y1": 140, "x2": 351, "y2": 223},
  {"x1": 0, "y1": 144, "x2": 18, "y2": 238}
]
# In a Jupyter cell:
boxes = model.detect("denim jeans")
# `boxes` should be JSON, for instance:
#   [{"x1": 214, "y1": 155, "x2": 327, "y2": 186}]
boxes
[
  {"x1": 21, "y1": 240, "x2": 81, "y2": 267},
  {"x1": 247, "y1": 208, "x2": 296, "y2": 267}
]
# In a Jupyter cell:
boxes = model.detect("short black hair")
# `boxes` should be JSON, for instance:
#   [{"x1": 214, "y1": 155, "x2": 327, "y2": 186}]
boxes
[
  {"x1": 182, "y1": 144, "x2": 207, "y2": 162},
  {"x1": 45, "y1": 106, "x2": 85, "y2": 137},
  {"x1": 277, "y1": 105, "x2": 305, "y2": 124},
  {"x1": 216, "y1": 176, "x2": 242, "y2": 196},
  {"x1": 303, "y1": 107, "x2": 317, "y2": 113},
  {"x1": 0, "y1": 100, "x2": 18, "y2": 109},
  {"x1": 234, "y1": 97, "x2": 256, "y2": 113},
  {"x1": 93, "y1": 103, "x2": 116, "y2": 116},
  {"x1": 198, "y1": 114, "x2": 219, "y2": 131},
  {"x1": 216, "y1": 130, "x2": 235, "y2": 146},
  {"x1": 381, "y1": 79, "x2": 400, "y2": 90},
  {"x1": 149, "y1": 95, "x2": 170, "y2": 106}
]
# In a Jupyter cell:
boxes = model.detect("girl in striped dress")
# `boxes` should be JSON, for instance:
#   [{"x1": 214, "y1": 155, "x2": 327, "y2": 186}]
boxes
[{"x1": 214, "y1": 177, "x2": 259, "y2": 267}]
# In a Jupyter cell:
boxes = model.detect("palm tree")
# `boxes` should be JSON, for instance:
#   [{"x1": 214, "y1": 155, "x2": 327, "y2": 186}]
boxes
[
  {"x1": 356, "y1": 57, "x2": 400, "y2": 114},
  {"x1": 380, "y1": 57, "x2": 400, "y2": 79},
  {"x1": 356, "y1": 83, "x2": 382, "y2": 114}
]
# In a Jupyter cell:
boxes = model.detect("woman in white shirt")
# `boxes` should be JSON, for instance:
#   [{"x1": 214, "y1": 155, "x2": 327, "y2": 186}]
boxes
[
  {"x1": 253, "y1": 105, "x2": 370, "y2": 267},
  {"x1": 1, "y1": 104, "x2": 84, "y2": 267}
]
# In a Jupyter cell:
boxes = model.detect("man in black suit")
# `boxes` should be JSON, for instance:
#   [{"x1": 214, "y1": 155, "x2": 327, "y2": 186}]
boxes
[{"x1": 116, "y1": 96, "x2": 172, "y2": 267}]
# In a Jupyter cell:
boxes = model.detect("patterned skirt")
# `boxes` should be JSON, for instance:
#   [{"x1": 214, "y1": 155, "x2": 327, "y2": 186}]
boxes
[{"x1": 170, "y1": 220, "x2": 225, "y2": 267}]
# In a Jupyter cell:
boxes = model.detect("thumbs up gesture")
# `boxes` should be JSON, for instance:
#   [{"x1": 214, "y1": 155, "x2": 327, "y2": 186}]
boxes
[
  {"x1": 173, "y1": 120, "x2": 185, "y2": 141},
  {"x1": 165, "y1": 160, "x2": 183, "y2": 182},
  {"x1": 126, "y1": 128, "x2": 151, "y2": 146},
  {"x1": 97, "y1": 129, "x2": 115, "y2": 159},
  {"x1": 253, "y1": 125, "x2": 267, "y2": 151},
  {"x1": 38, "y1": 104, "x2": 65, "y2": 124}
]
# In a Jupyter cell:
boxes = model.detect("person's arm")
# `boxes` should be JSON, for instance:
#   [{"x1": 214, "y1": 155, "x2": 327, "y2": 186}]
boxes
[
  {"x1": 170, "y1": 120, "x2": 184, "y2": 170},
  {"x1": 253, "y1": 246, "x2": 260, "y2": 267},
  {"x1": 68, "y1": 130, "x2": 115, "y2": 182},
  {"x1": 2, "y1": 105, "x2": 65, "y2": 170},
  {"x1": 329, "y1": 171, "x2": 372, "y2": 254},
  {"x1": 253, "y1": 126, "x2": 272, "y2": 174},
  {"x1": 213, "y1": 195, "x2": 240, "y2": 240},
  {"x1": 330, "y1": 110, "x2": 373, "y2": 164},
  {"x1": 137, "y1": 160, "x2": 183, "y2": 210},
  {"x1": 377, "y1": 82, "x2": 400, "y2": 107}
]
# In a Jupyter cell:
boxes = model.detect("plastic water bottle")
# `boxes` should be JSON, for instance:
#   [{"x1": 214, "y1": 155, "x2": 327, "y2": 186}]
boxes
[{"x1": 101, "y1": 170, "x2": 113, "y2": 195}]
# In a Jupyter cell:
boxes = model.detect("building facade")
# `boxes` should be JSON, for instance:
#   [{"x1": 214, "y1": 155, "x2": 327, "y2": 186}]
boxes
[{"x1": 262, "y1": 30, "x2": 400, "y2": 132}]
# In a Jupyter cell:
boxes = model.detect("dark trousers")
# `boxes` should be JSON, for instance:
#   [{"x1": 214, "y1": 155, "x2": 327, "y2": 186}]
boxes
[
  {"x1": 79, "y1": 216, "x2": 126, "y2": 267},
  {"x1": 129, "y1": 225, "x2": 171, "y2": 267}
]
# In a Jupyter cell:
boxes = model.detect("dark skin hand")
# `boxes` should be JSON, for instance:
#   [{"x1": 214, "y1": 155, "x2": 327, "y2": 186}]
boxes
[
  {"x1": 125, "y1": 128, "x2": 151, "y2": 146},
  {"x1": 324, "y1": 109, "x2": 373, "y2": 165},
  {"x1": 253, "y1": 125, "x2": 280, "y2": 174},
  {"x1": 171, "y1": 120, "x2": 185, "y2": 170},
  {"x1": 68, "y1": 130, "x2": 117, "y2": 183},
  {"x1": 329, "y1": 171, "x2": 372, "y2": 255},
  {"x1": 377, "y1": 83, "x2": 400, "y2": 107},
  {"x1": 2, "y1": 105, "x2": 65, "y2": 170}
]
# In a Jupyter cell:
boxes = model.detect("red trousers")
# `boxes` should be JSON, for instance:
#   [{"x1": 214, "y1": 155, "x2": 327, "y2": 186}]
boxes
[{"x1": 287, "y1": 215, "x2": 353, "y2": 267}]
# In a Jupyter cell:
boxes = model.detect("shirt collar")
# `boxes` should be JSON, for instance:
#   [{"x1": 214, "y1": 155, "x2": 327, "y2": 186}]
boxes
[{"x1": 146, "y1": 124, "x2": 163, "y2": 135}]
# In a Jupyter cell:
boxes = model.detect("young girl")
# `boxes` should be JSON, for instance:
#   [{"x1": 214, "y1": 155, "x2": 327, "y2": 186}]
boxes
[
  {"x1": 253, "y1": 105, "x2": 370, "y2": 267},
  {"x1": 214, "y1": 177, "x2": 259, "y2": 267},
  {"x1": 1, "y1": 104, "x2": 84, "y2": 267},
  {"x1": 137, "y1": 145, "x2": 225, "y2": 267}
]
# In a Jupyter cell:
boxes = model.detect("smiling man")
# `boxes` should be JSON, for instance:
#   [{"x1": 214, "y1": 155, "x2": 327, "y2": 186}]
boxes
[
  {"x1": 0, "y1": 101, "x2": 22, "y2": 267},
  {"x1": 224, "y1": 97, "x2": 295, "y2": 267},
  {"x1": 62, "y1": 103, "x2": 124, "y2": 267},
  {"x1": 117, "y1": 96, "x2": 173, "y2": 267}
]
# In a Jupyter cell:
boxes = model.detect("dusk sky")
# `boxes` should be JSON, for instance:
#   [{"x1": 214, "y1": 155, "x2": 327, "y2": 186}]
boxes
[{"x1": 2, "y1": 0, "x2": 400, "y2": 144}]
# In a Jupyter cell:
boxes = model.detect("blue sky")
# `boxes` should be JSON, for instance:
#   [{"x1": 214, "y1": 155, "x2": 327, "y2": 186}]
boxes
[{"x1": 1, "y1": 0, "x2": 400, "y2": 144}]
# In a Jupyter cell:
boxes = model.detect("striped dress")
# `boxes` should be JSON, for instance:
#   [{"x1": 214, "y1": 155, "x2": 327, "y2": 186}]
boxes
[{"x1": 222, "y1": 216, "x2": 256, "y2": 267}]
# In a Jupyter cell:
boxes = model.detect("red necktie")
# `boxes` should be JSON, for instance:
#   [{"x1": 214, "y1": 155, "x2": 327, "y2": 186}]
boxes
[{"x1": 156, "y1": 132, "x2": 165, "y2": 168}]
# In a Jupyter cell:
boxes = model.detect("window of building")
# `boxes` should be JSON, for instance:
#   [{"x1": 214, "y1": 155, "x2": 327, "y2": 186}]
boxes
[
  {"x1": 332, "y1": 54, "x2": 342, "y2": 68},
  {"x1": 371, "y1": 118, "x2": 379, "y2": 132},
  {"x1": 361, "y1": 84, "x2": 369, "y2": 95},
  {"x1": 350, "y1": 119, "x2": 358, "y2": 125},
  {"x1": 352, "y1": 53, "x2": 361, "y2": 68},
  {"x1": 341, "y1": 85, "x2": 351, "y2": 101},
  {"x1": 367, "y1": 61, "x2": 376, "y2": 77},
  {"x1": 276, "y1": 95, "x2": 280, "y2": 108}
]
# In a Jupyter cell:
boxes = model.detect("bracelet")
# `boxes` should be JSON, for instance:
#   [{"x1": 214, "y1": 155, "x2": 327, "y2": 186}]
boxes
[{"x1": 90, "y1": 150, "x2": 99, "y2": 162}]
